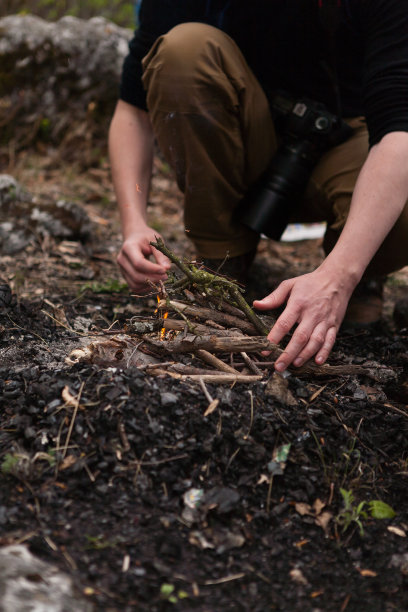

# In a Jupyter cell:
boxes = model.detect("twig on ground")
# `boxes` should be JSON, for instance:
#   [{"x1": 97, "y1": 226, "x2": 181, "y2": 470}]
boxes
[
  {"x1": 62, "y1": 382, "x2": 85, "y2": 459},
  {"x1": 196, "y1": 348, "x2": 241, "y2": 374},
  {"x1": 240, "y1": 351, "x2": 264, "y2": 376}
]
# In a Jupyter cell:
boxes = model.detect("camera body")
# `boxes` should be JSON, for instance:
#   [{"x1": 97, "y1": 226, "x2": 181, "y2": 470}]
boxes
[{"x1": 239, "y1": 92, "x2": 354, "y2": 240}]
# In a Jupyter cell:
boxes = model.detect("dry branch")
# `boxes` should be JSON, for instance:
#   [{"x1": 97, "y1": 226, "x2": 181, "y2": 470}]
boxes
[
  {"x1": 195, "y1": 349, "x2": 241, "y2": 374},
  {"x1": 158, "y1": 299, "x2": 260, "y2": 335},
  {"x1": 148, "y1": 370, "x2": 264, "y2": 384},
  {"x1": 144, "y1": 334, "x2": 396, "y2": 381}
]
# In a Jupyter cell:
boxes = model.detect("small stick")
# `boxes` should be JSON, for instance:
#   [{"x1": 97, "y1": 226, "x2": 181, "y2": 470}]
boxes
[
  {"x1": 228, "y1": 286, "x2": 270, "y2": 336},
  {"x1": 164, "y1": 318, "x2": 244, "y2": 337},
  {"x1": 243, "y1": 390, "x2": 255, "y2": 440},
  {"x1": 240, "y1": 352, "x2": 264, "y2": 376},
  {"x1": 169, "y1": 364, "x2": 223, "y2": 375},
  {"x1": 159, "y1": 299, "x2": 259, "y2": 335},
  {"x1": 118, "y1": 420, "x2": 131, "y2": 452},
  {"x1": 62, "y1": 382, "x2": 84, "y2": 459},
  {"x1": 206, "y1": 294, "x2": 248, "y2": 319},
  {"x1": 199, "y1": 377, "x2": 214, "y2": 403},
  {"x1": 155, "y1": 372, "x2": 263, "y2": 384},
  {"x1": 196, "y1": 349, "x2": 241, "y2": 374}
]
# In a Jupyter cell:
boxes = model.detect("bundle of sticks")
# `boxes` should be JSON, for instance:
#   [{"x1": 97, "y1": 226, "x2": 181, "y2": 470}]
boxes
[
  {"x1": 67, "y1": 238, "x2": 395, "y2": 384},
  {"x1": 119, "y1": 239, "x2": 396, "y2": 385}
]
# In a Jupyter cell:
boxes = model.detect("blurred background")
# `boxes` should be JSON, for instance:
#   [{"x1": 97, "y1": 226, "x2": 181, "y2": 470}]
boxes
[{"x1": 0, "y1": 0, "x2": 136, "y2": 28}]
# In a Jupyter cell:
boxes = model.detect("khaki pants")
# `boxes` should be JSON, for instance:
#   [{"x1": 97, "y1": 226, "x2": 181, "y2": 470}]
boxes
[{"x1": 142, "y1": 22, "x2": 408, "y2": 275}]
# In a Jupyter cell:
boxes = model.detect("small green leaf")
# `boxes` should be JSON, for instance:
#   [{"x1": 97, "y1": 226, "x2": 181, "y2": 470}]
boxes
[
  {"x1": 368, "y1": 500, "x2": 396, "y2": 519},
  {"x1": 356, "y1": 501, "x2": 367, "y2": 515},
  {"x1": 178, "y1": 590, "x2": 189, "y2": 599},
  {"x1": 1, "y1": 453, "x2": 20, "y2": 474},
  {"x1": 340, "y1": 488, "x2": 354, "y2": 507},
  {"x1": 160, "y1": 584, "x2": 175, "y2": 597},
  {"x1": 168, "y1": 596, "x2": 178, "y2": 604},
  {"x1": 274, "y1": 443, "x2": 291, "y2": 463}
]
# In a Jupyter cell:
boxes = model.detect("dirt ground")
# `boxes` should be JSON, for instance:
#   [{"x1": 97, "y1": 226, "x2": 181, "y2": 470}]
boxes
[{"x1": 1, "y1": 149, "x2": 408, "y2": 612}]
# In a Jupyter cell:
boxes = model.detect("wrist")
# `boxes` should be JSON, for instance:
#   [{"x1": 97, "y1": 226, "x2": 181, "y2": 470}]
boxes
[
  {"x1": 119, "y1": 203, "x2": 149, "y2": 237},
  {"x1": 317, "y1": 257, "x2": 363, "y2": 295}
]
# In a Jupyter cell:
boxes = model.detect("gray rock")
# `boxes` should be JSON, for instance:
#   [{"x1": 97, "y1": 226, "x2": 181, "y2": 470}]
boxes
[
  {"x1": 0, "y1": 175, "x2": 30, "y2": 208},
  {"x1": 0, "y1": 544, "x2": 93, "y2": 611},
  {"x1": 0, "y1": 14, "x2": 132, "y2": 148},
  {"x1": 160, "y1": 392, "x2": 179, "y2": 406},
  {"x1": 0, "y1": 174, "x2": 92, "y2": 252}
]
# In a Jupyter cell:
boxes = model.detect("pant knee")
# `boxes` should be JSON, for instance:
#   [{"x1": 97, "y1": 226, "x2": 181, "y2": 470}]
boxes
[
  {"x1": 157, "y1": 23, "x2": 216, "y2": 70},
  {"x1": 142, "y1": 22, "x2": 245, "y2": 108}
]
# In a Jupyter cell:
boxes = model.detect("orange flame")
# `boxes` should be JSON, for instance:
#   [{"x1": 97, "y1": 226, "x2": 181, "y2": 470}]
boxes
[{"x1": 160, "y1": 311, "x2": 168, "y2": 339}]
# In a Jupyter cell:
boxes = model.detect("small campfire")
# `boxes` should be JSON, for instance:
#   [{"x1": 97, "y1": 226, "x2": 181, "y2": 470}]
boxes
[{"x1": 66, "y1": 238, "x2": 396, "y2": 386}]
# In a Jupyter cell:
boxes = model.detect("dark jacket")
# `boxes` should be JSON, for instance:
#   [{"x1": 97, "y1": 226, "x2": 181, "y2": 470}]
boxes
[{"x1": 120, "y1": 0, "x2": 408, "y2": 147}]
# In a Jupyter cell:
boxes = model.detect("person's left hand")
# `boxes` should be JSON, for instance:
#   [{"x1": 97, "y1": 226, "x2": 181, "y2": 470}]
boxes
[{"x1": 253, "y1": 268, "x2": 354, "y2": 371}]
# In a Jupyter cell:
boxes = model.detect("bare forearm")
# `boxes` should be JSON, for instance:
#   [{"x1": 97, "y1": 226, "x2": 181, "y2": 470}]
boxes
[
  {"x1": 320, "y1": 131, "x2": 408, "y2": 286},
  {"x1": 108, "y1": 100, "x2": 155, "y2": 237},
  {"x1": 255, "y1": 130, "x2": 408, "y2": 371}
]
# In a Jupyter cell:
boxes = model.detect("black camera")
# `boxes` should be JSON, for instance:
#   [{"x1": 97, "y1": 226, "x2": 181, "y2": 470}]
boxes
[{"x1": 238, "y1": 92, "x2": 354, "y2": 240}]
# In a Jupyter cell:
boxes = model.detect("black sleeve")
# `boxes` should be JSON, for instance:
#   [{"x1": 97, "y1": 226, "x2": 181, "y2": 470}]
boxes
[
  {"x1": 119, "y1": 0, "x2": 206, "y2": 110},
  {"x1": 360, "y1": 0, "x2": 408, "y2": 146}
]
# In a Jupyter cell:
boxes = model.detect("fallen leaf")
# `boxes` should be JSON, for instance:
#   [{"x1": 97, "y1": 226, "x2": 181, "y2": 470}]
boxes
[
  {"x1": 387, "y1": 526, "x2": 406, "y2": 537},
  {"x1": 309, "y1": 384, "x2": 327, "y2": 403},
  {"x1": 62, "y1": 386, "x2": 79, "y2": 407},
  {"x1": 295, "y1": 502, "x2": 312, "y2": 516},
  {"x1": 358, "y1": 568, "x2": 377, "y2": 577},
  {"x1": 191, "y1": 532, "x2": 210, "y2": 553},
  {"x1": 313, "y1": 498, "x2": 326, "y2": 515},
  {"x1": 265, "y1": 372, "x2": 298, "y2": 406},
  {"x1": 59, "y1": 455, "x2": 77, "y2": 470},
  {"x1": 290, "y1": 568, "x2": 308, "y2": 586},
  {"x1": 315, "y1": 511, "x2": 333, "y2": 533},
  {"x1": 257, "y1": 474, "x2": 269, "y2": 485},
  {"x1": 204, "y1": 398, "x2": 219, "y2": 417},
  {"x1": 294, "y1": 539, "x2": 310, "y2": 548}
]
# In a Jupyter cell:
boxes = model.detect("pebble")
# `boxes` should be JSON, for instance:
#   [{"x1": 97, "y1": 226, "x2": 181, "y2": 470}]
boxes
[{"x1": 160, "y1": 392, "x2": 179, "y2": 406}]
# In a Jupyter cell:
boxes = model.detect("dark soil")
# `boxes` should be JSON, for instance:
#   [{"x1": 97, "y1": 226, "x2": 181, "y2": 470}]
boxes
[{"x1": 1, "y1": 151, "x2": 408, "y2": 612}]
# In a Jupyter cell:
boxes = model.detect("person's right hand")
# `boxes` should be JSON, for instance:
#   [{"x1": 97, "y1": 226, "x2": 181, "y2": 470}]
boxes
[{"x1": 117, "y1": 226, "x2": 171, "y2": 293}]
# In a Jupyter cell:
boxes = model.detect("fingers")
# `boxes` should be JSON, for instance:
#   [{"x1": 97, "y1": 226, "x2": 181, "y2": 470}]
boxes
[
  {"x1": 253, "y1": 279, "x2": 294, "y2": 311},
  {"x1": 273, "y1": 323, "x2": 338, "y2": 372},
  {"x1": 151, "y1": 246, "x2": 171, "y2": 270},
  {"x1": 117, "y1": 240, "x2": 169, "y2": 292}
]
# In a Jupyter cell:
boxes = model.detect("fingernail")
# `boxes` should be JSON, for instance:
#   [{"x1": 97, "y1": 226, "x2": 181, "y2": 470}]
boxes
[
  {"x1": 275, "y1": 362, "x2": 286, "y2": 372},
  {"x1": 293, "y1": 357, "x2": 302, "y2": 366}
]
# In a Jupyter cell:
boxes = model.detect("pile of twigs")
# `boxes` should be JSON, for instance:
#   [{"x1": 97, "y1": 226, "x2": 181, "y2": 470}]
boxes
[{"x1": 67, "y1": 239, "x2": 397, "y2": 385}]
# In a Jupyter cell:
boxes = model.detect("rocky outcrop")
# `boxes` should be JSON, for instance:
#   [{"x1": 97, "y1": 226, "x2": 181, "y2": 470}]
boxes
[
  {"x1": 0, "y1": 174, "x2": 91, "y2": 253},
  {"x1": 0, "y1": 15, "x2": 132, "y2": 162},
  {"x1": 0, "y1": 545, "x2": 93, "y2": 612}
]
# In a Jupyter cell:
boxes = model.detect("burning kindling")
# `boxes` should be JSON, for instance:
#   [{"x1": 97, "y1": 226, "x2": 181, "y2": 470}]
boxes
[{"x1": 66, "y1": 239, "x2": 397, "y2": 386}]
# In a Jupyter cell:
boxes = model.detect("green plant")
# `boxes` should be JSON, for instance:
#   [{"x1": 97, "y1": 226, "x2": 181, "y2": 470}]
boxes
[
  {"x1": 85, "y1": 534, "x2": 116, "y2": 550},
  {"x1": 335, "y1": 488, "x2": 396, "y2": 536},
  {"x1": 79, "y1": 278, "x2": 128, "y2": 295},
  {"x1": 160, "y1": 584, "x2": 188, "y2": 604},
  {"x1": 39, "y1": 117, "x2": 51, "y2": 139},
  {"x1": 1, "y1": 450, "x2": 56, "y2": 479},
  {"x1": 1, "y1": 453, "x2": 20, "y2": 475}
]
